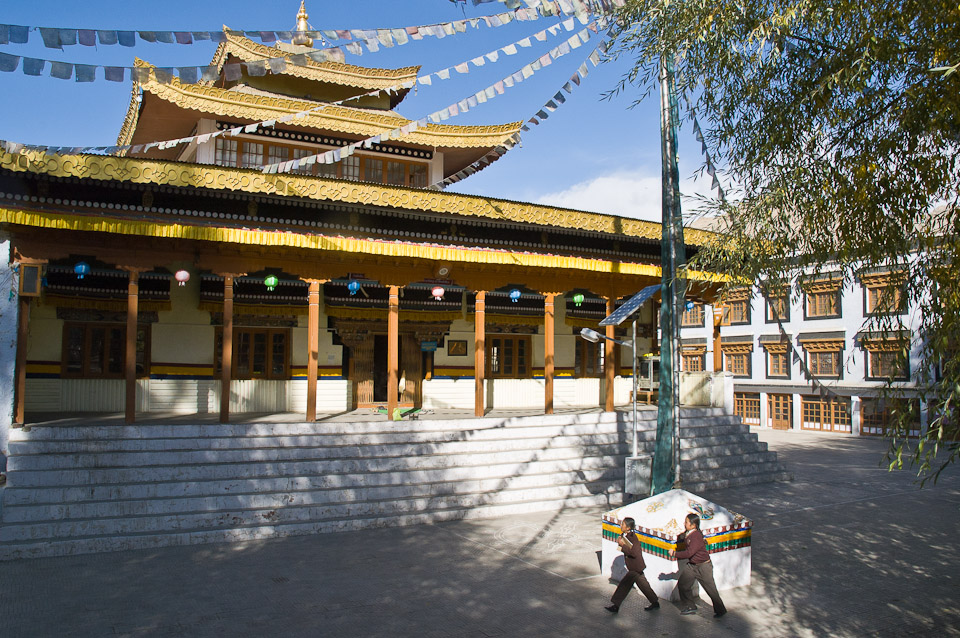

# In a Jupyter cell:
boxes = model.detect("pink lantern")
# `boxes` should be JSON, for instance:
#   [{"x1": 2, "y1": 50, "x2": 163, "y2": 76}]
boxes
[
  {"x1": 431, "y1": 285, "x2": 445, "y2": 301},
  {"x1": 174, "y1": 270, "x2": 190, "y2": 286}
]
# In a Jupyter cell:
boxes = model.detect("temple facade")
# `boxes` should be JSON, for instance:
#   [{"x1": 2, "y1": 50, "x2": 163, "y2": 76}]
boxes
[{"x1": 0, "y1": 19, "x2": 717, "y2": 428}]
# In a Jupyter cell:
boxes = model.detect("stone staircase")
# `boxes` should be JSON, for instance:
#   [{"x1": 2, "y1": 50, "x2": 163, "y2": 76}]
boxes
[{"x1": 0, "y1": 408, "x2": 789, "y2": 559}]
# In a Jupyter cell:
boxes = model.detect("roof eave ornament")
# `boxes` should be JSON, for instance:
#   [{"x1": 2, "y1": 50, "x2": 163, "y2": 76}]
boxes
[{"x1": 292, "y1": 0, "x2": 313, "y2": 47}]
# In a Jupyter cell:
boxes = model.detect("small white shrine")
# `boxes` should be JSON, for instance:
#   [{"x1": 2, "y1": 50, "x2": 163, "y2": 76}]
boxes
[{"x1": 601, "y1": 489, "x2": 753, "y2": 601}]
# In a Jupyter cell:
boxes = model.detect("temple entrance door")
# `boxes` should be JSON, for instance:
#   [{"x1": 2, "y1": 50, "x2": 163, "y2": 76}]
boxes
[{"x1": 372, "y1": 334, "x2": 400, "y2": 403}]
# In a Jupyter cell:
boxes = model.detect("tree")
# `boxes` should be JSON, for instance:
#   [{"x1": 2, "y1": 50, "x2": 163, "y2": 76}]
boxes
[{"x1": 606, "y1": 0, "x2": 960, "y2": 483}]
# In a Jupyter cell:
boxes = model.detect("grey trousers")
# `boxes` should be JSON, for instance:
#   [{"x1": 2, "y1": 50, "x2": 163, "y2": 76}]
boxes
[
  {"x1": 677, "y1": 560, "x2": 726, "y2": 614},
  {"x1": 611, "y1": 570, "x2": 659, "y2": 607}
]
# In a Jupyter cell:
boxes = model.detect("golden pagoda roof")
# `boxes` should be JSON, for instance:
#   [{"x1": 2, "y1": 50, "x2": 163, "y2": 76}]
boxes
[
  {"x1": 117, "y1": 60, "x2": 522, "y2": 151},
  {"x1": 0, "y1": 149, "x2": 717, "y2": 249},
  {"x1": 207, "y1": 28, "x2": 421, "y2": 93}
]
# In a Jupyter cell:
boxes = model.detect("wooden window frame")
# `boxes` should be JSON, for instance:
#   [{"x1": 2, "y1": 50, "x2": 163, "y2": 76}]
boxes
[
  {"x1": 724, "y1": 351, "x2": 751, "y2": 377},
  {"x1": 804, "y1": 288, "x2": 842, "y2": 319},
  {"x1": 682, "y1": 352, "x2": 705, "y2": 372},
  {"x1": 861, "y1": 398, "x2": 921, "y2": 437},
  {"x1": 574, "y1": 339, "x2": 602, "y2": 379},
  {"x1": 215, "y1": 327, "x2": 291, "y2": 380},
  {"x1": 734, "y1": 392, "x2": 761, "y2": 426},
  {"x1": 806, "y1": 350, "x2": 842, "y2": 378},
  {"x1": 62, "y1": 322, "x2": 151, "y2": 379},
  {"x1": 681, "y1": 303, "x2": 705, "y2": 327},
  {"x1": 767, "y1": 393, "x2": 793, "y2": 429},
  {"x1": 765, "y1": 348, "x2": 790, "y2": 379},
  {"x1": 864, "y1": 344, "x2": 910, "y2": 381},
  {"x1": 765, "y1": 295, "x2": 790, "y2": 323},
  {"x1": 801, "y1": 396, "x2": 852, "y2": 432},
  {"x1": 487, "y1": 335, "x2": 532, "y2": 379}
]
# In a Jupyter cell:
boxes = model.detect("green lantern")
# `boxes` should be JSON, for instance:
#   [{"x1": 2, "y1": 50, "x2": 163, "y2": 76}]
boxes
[
  {"x1": 264, "y1": 275, "x2": 279, "y2": 291},
  {"x1": 573, "y1": 293, "x2": 585, "y2": 307}
]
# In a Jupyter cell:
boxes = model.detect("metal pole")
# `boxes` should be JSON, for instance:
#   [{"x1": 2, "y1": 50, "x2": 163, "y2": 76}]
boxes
[{"x1": 632, "y1": 318, "x2": 638, "y2": 457}]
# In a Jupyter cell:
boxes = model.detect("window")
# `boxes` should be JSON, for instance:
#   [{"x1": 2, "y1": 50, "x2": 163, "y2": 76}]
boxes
[
  {"x1": 682, "y1": 352, "x2": 705, "y2": 372},
  {"x1": 291, "y1": 148, "x2": 314, "y2": 175},
  {"x1": 807, "y1": 350, "x2": 841, "y2": 377},
  {"x1": 215, "y1": 138, "x2": 238, "y2": 167},
  {"x1": 575, "y1": 340, "x2": 602, "y2": 378},
  {"x1": 722, "y1": 342, "x2": 753, "y2": 377},
  {"x1": 239, "y1": 142, "x2": 264, "y2": 169},
  {"x1": 866, "y1": 346, "x2": 909, "y2": 381},
  {"x1": 767, "y1": 350, "x2": 789, "y2": 377},
  {"x1": 341, "y1": 156, "x2": 361, "y2": 180},
  {"x1": 364, "y1": 158, "x2": 384, "y2": 183},
  {"x1": 804, "y1": 287, "x2": 841, "y2": 318},
  {"x1": 409, "y1": 164, "x2": 428, "y2": 188},
  {"x1": 862, "y1": 398, "x2": 920, "y2": 437},
  {"x1": 268, "y1": 146, "x2": 289, "y2": 165},
  {"x1": 487, "y1": 335, "x2": 531, "y2": 378},
  {"x1": 721, "y1": 300, "x2": 751, "y2": 325},
  {"x1": 801, "y1": 397, "x2": 852, "y2": 432},
  {"x1": 725, "y1": 352, "x2": 751, "y2": 376},
  {"x1": 766, "y1": 295, "x2": 790, "y2": 323},
  {"x1": 681, "y1": 303, "x2": 705, "y2": 327},
  {"x1": 386, "y1": 161, "x2": 406, "y2": 186},
  {"x1": 62, "y1": 323, "x2": 150, "y2": 378},
  {"x1": 317, "y1": 160, "x2": 338, "y2": 179},
  {"x1": 215, "y1": 328, "x2": 290, "y2": 380},
  {"x1": 734, "y1": 392, "x2": 761, "y2": 426},
  {"x1": 865, "y1": 284, "x2": 904, "y2": 315}
]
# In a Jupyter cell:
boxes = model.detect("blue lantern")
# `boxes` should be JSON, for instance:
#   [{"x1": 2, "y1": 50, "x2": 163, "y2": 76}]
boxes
[
  {"x1": 74, "y1": 261, "x2": 91, "y2": 279},
  {"x1": 685, "y1": 301, "x2": 695, "y2": 311},
  {"x1": 348, "y1": 280, "x2": 360, "y2": 296},
  {"x1": 509, "y1": 289, "x2": 521, "y2": 303}
]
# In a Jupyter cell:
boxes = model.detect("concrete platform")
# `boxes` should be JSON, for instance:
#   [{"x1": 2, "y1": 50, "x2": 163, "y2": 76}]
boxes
[{"x1": 0, "y1": 429, "x2": 956, "y2": 637}]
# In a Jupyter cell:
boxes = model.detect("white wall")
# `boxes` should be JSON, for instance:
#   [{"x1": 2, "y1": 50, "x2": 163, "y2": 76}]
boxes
[{"x1": 0, "y1": 237, "x2": 17, "y2": 463}]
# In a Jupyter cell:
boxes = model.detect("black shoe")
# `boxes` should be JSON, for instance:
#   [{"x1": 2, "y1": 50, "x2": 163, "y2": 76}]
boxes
[
  {"x1": 714, "y1": 610, "x2": 727, "y2": 618},
  {"x1": 680, "y1": 608, "x2": 697, "y2": 615},
  {"x1": 605, "y1": 605, "x2": 619, "y2": 614},
  {"x1": 644, "y1": 603, "x2": 660, "y2": 611}
]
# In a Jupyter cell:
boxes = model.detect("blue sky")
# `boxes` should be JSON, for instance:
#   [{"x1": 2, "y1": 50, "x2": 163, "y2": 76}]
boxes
[{"x1": 0, "y1": 0, "x2": 715, "y2": 222}]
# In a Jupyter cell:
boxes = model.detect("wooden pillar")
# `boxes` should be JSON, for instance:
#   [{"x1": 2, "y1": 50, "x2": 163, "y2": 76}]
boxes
[
  {"x1": 220, "y1": 275, "x2": 235, "y2": 424},
  {"x1": 474, "y1": 290, "x2": 486, "y2": 417},
  {"x1": 544, "y1": 293, "x2": 556, "y2": 415},
  {"x1": 604, "y1": 296, "x2": 616, "y2": 412},
  {"x1": 12, "y1": 296, "x2": 30, "y2": 426},
  {"x1": 387, "y1": 285, "x2": 400, "y2": 419},
  {"x1": 306, "y1": 280, "x2": 321, "y2": 421},
  {"x1": 124, "y1": 270, "x2": 140, "y2": 424}
]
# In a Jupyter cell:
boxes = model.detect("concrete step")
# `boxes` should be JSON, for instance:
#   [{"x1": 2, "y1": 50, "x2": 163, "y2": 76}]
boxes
[
  {"x1": 2, "y1": 472, "x2": 625, "y2": 523},
  {"x1": 0, "y1": 483, "x2": 626, "y2": 542},
  {"x1": 0, "y1": 491, "x2": 626, "y2": 561},
  {"x1": 2, "y1": 465, "x2": 625, "y2": 507},
  {"x1": 681, "y1": 459, "x2": 789, "y2": 482},
  {"x1": 5, "y1": 452, "x2": 628, "y2": 488},
  {"x1": 683, "y1": 469, "x2": 793, "y2": 493}
]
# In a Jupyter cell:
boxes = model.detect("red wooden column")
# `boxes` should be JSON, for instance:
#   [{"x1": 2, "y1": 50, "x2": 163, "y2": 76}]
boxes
[
  {"x1": 220, "y1": 275, "x2": 235, "y2": 424},
  {"x1": 474, "y1": 291, "x2": 486, "y2": 417},
  {"x1": 543, "y1": 293, "x2": 556, "y2": 415},
  {"x1": 387, "y1": 285, "x2": 400, "y2": 419},
  {"x1": 604, "y1": 296, "x2": 616, "y2": 412},
  {"x1": 12, "y1": 295, "x2": 30, "y2": 426},
  {"x1": 305, "y1": 280, "x2": 321, "y2": 421},
  {"x1": 124, "y1": 270, "x2": 140, "y2": 424}
]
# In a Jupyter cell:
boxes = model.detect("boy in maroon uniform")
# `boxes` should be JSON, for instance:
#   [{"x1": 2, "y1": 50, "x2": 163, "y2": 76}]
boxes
[
  {"x1": 669, "y1": 513, "x2": 727, "y2": 617},
  {"x1": 605, "y1": 517, "x2": 660, "y2": 614}
]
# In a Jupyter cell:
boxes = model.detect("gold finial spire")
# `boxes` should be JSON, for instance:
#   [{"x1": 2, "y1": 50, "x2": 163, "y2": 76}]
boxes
[{"x1": 292, "y1": 1, "x2": 313, "y2": 47}]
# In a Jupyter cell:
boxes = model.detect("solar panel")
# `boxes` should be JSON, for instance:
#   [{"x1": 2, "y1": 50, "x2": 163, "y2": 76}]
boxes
[{"x1": 598, "y1": 284, "x2": 662, "y2": 326}]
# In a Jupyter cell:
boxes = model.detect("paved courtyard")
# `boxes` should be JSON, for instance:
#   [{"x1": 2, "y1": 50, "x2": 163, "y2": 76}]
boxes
[{"x1": 1, "y1": 429, "x2": 958, "y2": 637}]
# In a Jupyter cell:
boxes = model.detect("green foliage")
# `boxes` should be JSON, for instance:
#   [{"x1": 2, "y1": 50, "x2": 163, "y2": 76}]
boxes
[{"x1": 607, "y1": 0, "x2": 960, "y2": 484}]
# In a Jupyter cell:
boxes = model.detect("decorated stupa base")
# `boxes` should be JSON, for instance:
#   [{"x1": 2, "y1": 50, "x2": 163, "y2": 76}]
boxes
[{"x1": 601, "y1": 489, "x2": 752, "y2": 602}]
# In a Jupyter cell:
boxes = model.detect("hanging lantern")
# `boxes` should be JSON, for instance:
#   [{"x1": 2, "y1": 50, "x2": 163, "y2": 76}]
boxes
[
  {"x1": 509, "y1": 289, "x2": 521, "y2": 303},
  {"x1": 174, "y1": 270, "x2": 190, "y2": 287},
  {"x1": 74, "y1": 261, "x2": 91, "y2": 280},
  {"x1": 573, "y1": 293, "x2": 585, "y2": 307},
  {"x1": 264, "y1": 275, "x2": 279, "y2": 291},
  {"x1": 431, "y1": 285, "x2": 445, "y2": 301},
  {"x1": 347, "y1": 280, "x2": 360, "y2": 296},
  {"x1": 685, "y1": 301, "x2": 695, "y2": 311}
]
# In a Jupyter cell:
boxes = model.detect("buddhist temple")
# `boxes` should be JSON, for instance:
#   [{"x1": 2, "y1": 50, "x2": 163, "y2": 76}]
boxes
[{"x1": 0, "y1": 5, "x2": 718, "y2": 426}]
